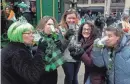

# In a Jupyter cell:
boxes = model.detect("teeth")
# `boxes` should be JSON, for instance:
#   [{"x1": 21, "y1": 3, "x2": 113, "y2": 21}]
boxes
[{"x1": 84, "y1": 33, "x2": 88, "y2": 34}]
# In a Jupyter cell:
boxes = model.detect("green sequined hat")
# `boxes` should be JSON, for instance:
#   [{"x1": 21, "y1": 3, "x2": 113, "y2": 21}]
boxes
[{"x1": 17, "y1": 2, "x2": 29, "y2": 9}]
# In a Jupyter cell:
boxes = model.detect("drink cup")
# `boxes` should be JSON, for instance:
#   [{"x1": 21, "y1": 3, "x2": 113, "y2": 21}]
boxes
[
  {"x1": 98, "y1": 36, "x2": 108, "y2": 46},
  {"x1": 68, "y1": 24, "x2": 76, "y2": 30},
  {"x1": 50, "y1": 25, "x2": 56, "y2": 32},
  {"x1": 33, "y1": 31, "x2": 41, "y2": 45}
]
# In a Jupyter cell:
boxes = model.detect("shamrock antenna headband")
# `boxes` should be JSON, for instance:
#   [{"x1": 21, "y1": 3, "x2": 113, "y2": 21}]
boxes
[
  {"x1": 9, "y1": 16, "x2": 28, "y2": 35},
  {"x1": 18, "y1": 16, "x2": 28, "y2": 23}
]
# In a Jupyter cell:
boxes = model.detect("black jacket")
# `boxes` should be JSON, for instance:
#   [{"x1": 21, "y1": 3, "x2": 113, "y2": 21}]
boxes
[
  {"x1": 1, "y1": 42, "x2": 47, "y2": 84},
  {"x1": 22, "y1": 12, "x2": 33, "y2": 24}
]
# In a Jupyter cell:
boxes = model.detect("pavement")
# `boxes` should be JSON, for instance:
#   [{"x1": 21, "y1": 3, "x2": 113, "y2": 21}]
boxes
[{"x1": 57, "y1": 62, "x2": 85, "y2": 84}]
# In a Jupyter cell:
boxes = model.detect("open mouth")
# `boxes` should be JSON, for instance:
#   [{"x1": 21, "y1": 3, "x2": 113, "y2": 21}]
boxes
[{"x1": 83, "y1": 32, "x2": 90, "y2": 35}]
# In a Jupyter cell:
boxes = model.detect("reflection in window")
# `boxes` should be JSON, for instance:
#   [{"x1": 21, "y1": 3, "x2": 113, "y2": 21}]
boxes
[
  {"x1": 91, "y1": 0, "x2": 105, "y2": 3},
  {"x1": 111, "y1": 8, "x2": 123, "y2": 14},
  {"x1": 112, "y1": 0, "x2": 125, "y2": 3},
  {"x1": 78, "y1": 0, "x2": 88, "y2": 4}
]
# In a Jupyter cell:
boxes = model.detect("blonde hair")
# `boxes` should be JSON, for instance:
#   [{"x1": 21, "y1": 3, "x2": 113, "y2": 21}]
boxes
[{"x1": 59, "y1": 8, "x2": 79, "y2": 29}]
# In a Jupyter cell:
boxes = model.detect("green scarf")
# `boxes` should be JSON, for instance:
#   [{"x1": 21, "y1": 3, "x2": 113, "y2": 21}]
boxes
[{"x1": 40, "y1": 32, "x2": 65, "y2": 72}]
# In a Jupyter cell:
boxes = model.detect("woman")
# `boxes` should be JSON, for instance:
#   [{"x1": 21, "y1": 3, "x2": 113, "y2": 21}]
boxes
[
  {"x1": 35, "y1": 16, "x2": 65, "y2": 84},
  {"x1": 17, "y1": 2, "x2": 33, "y2": 24},
  {"x1": 5, "y1": 6, "x2": 16, "y2": 22},
  {"x1": 4, "y1": 6, "x2": 16, "y2": 30},
  {"x1": 1, "y1": 21, "x2": 48, "y2": 84},
  {"x1": 69, "y1": 21, "x2": 106, "y2": 84},
  {"x1": 121, "y1": 14, "x2": 130, "y2": 33},
  {"x1": 59, "y1": 8, "x2": 81, "y2": 84}
]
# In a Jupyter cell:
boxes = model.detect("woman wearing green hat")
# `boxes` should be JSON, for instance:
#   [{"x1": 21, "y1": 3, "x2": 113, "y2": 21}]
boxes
[
  {"x1": 18, "y1": 2, "x2": 33, "y2": 24},
  {"x1": 1, "y1": 20, "x2": 49, "y2": 84}
]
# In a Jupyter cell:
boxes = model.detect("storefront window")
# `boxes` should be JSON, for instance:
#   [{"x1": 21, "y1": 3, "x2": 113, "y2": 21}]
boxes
[
  {"x1": 78, "y1": 0, "x2": 88, "y2": 4},
  {"x1": 111, "y1": 0, "x2": 125, "y2": 3},
  {"x1": 91, "y1": 0, "x2": 105, "y2": 3},
  {"x1": 111, "y1": 8, "x2": 124, "y2": 14}
]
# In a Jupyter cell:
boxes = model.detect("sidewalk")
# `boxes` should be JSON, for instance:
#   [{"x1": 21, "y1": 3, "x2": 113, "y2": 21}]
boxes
[{"x1": 57, "y1": 62, "x2": 85, "y2": 84}]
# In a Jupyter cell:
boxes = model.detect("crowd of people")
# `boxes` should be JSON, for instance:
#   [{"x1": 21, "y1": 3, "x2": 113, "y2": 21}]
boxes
[
  {"x1": 1, "y1": 2, "x2": 36, "y2": 35},
  {"x1": 1, "y1": 3, "x2": 130, "y2": 84}
]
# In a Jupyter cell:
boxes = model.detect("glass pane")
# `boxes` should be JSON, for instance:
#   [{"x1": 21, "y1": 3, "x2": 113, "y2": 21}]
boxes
[
  {"x1": 78, "y1": 0, "x2": 88, "y2": 4},
  {"x1": 91, "y1": 0, "x2": 105, "y2": 3},
  {"x1": 111, "y1": 0, "x2": 125, "y2": 3}
]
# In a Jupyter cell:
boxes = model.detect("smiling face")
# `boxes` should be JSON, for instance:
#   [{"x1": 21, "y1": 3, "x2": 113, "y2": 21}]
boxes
[
  {"x1": 43, "y1": 19, "x2": 54, "y2": 35},
  {"x1": 82, "y1": 24, "x2": 92, "y2": 38},
  {"x1": 66, "y1": 13, "x2": 77, "y2": 24}
]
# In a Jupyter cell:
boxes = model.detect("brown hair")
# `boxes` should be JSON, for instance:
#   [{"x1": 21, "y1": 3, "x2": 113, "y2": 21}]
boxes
[
  {"x1": 4, "y1": 6, "x2": 12, "y2": 17},
  {"x1": 5, "y1": 6, "x2": 12, "y2": 12},
  {"x1": 122, "y1": 14, "x2": 129, "y2": 21},
  {"x1": 105, "y1": 26, "x2": 124, "y2": 38},
  {"x1": 59, "y1": 8, "x2": 79, "y2": 29},
  {"x1": 36, "y1": 16, "x2": 58, "y2": 32}
]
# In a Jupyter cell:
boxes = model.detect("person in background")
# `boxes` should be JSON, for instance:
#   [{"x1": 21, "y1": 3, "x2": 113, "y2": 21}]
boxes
[
  {"x1": 13, "y1": 2, "x2": 21, "y2": 19},
  {"x1": 106, "y1": 15, "x2": 117, "y2": 27},
  {"x1": 121, "y1": 14, "x2": 130, "y2": 33},
  {"x1": 91, "y1": 26, "x2": 130, "y2": 84},
  {"x1": 1, "y1": 20, "x2": 48, "y2": 84},
  {"x1": 17, "y1": 2, "x2": 33, "y2": 24},
  {"x1": 116, "y1": 12, "x2": 122, "y2": 21},
  {"x1": 87, "y1": 10, "x2": 92, "y2": 20},
  {"x1": 30, "y1": 1, "x2": 36, "y2": 26},
  {"x1": 94, "y1": 15, "x2": 105, "y2": 34},
  {"x1": 4, "y1": 6, "x2": 16, "y2": 22},
  {"x1": 69, "y1": 21, "x2": 106, "y2": 84},
  {"x1": 79, "y1": 16, "x2": 85, "y2": 25},
  {"x1": 4, "y1": 6, "x2": 16, "y2": 29},
  {"x1": 35, "y1": 16, "x2": 65, "y2": 84},
  {"x1": 59, "y1": 8, "x2": 81, "y2": 84}
]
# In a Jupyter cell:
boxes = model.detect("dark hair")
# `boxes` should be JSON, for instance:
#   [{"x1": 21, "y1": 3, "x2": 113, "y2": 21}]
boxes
[
  {"x1": 5, "y1": 6, "x2": 12, "y2": 11},
  {"x1": 122, "y1": 14, "x2": 129, "y2": 21},
  {"x1": 105, "y1": 26, "x2": 124, "y2": 38},
  {"x1": 94, "y1": 16, "x2": 105, "y2": 31},
  {"x1": 78, "y1": 21, "x2": 100, "y2": 41},
  {"x1": 4, "y1": 6, "x2": 12, "y2": 16}
]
